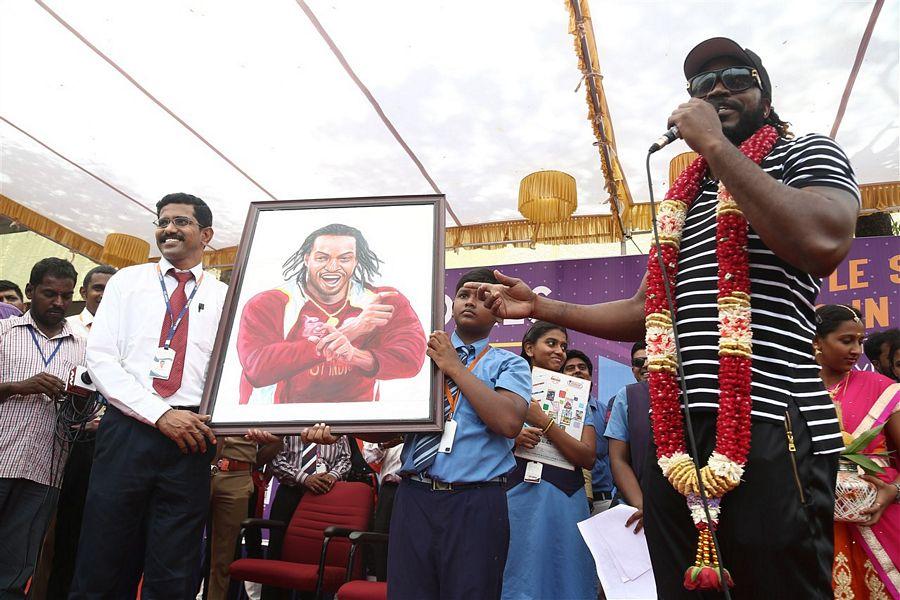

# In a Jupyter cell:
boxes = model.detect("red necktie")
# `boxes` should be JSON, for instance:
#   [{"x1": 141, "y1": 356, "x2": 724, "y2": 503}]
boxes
[{"x1": 153, "y1": 270, "x2": 194, "y2": 398}]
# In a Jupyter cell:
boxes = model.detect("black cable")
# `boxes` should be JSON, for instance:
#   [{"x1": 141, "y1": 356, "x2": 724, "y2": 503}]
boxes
[
  {"x1": 55, "y1": 392, "x2": 105, "y2": 444},
  {"x1": 645, "y1": 151, "x2": 733, "y2": 599}
]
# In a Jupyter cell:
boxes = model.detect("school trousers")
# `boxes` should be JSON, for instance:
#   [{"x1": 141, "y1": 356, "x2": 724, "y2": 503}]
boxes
[{"x1": 387, "y1": 479, "x2": 509, "y2": 600}]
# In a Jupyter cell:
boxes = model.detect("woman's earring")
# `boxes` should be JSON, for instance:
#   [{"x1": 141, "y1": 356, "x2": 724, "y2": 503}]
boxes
[{"x1": 814, "y1": 346, "x2": 822, "y2": 355}]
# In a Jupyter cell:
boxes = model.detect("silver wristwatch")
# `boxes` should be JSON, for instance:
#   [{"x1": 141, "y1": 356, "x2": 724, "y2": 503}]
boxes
[{"x1": 893, "y1": 482, "x2": 900, "y2": 504}]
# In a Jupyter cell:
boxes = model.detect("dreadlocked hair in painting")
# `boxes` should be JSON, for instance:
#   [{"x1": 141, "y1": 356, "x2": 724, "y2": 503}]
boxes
[{"x1": 282, "y1": 223, "x2": 383, "y2": 288}]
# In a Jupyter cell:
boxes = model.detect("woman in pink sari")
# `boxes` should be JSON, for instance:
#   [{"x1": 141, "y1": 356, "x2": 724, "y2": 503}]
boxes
[{"x1": 814, "y1": 305, "x2": 900, "y2": 599}]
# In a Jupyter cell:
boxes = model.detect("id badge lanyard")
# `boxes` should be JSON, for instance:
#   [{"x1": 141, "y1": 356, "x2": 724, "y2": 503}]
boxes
[
  {"x1": 156, "y1": 265, "x2": 204, "y2": 350},
  {"x1": 443, "y1": 344, "x2": 492, "y2": 420}
]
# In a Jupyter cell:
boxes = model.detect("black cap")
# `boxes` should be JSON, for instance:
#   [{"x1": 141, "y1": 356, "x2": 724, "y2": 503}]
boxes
[{"x1": 683, "y1": 37, "x2": 772, "y2": 99}]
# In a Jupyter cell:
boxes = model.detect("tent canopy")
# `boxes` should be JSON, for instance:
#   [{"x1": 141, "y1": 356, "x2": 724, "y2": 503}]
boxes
[{"x1": 1, "y1": 0, "x2": 897, "y2": 256}]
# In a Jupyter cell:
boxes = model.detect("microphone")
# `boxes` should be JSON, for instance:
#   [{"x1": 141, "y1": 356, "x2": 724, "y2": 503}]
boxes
[
  {"x1": 648, "y1": 126, "x2": 680, "y2": 153},
  {"x1": 65, "y1": 366, "x2": 97, "y2": 398}
]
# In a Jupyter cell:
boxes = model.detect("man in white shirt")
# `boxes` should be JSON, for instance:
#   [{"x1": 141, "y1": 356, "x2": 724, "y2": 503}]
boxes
[
  {"x1": 66, "y1": 265, "x2": 117, "y2": 340},
  {"x1": 70, "y1": 193, "x2": 228, "y2": 599}
]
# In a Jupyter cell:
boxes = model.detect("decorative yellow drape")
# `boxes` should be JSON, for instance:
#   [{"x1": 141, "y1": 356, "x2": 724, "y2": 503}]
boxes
[
  {"x1": 860, "y1": 181, "x2": 899, "y2": 212},
  {"x1": 100, "y1": 233, "x2": 150, "y2": 268},
  {"x1": 0, "y1": 194, "x2": 104, "y2": 261},
  {"x1": 566, "y1": 0, "x2": 635, "y2": 238},
  {"x1": 518, "y1": 171, "x2": 577, "y2": 223},
  {"x1": 669, "y1": 152, "x2": 700, "y2": 186}
]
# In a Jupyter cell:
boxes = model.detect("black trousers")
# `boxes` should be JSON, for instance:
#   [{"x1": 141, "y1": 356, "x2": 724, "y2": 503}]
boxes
[
  {"x1": 69, "y1": 407, "x2": 214, "y2": 599},
  {"x1": 642, "y1": 401, "x2": 837, "y2": 599},
  {"x1": 387, "y1": 480, "x2": 510, "y2": 600},
  {"x1": 261, "y1": 484, "x2": 305, "y2": 600},
  {"x1": 371, "y1": 480, "x2": 398, "y2": 581},
  {"x1": 0, "y1": 478, "x2": 58, "y2": 597},
  {"x1": 46, "y1": 438, "x2": 94, "y2": 599}
]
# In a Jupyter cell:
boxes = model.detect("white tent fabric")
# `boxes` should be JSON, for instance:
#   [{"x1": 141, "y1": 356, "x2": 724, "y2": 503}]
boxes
[{"x1": 1, "y1": 0, "x2": 897, "y2": 255}]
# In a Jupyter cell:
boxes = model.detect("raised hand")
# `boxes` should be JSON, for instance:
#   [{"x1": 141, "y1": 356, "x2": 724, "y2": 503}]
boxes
[
  {"x1": 426, "y1": 331, "x2": 464, "y2": 377},
  {"x1": 463, "y1": 270, "x2": 537, "y2": 320},
  {"x1": 666, "y1": 97, "x2": 728, "y2": 155}
]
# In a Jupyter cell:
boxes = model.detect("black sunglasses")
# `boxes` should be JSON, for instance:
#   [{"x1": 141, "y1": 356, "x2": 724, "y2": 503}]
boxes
[
  {"x1": 632, "y1": 356, "x2": 647, "y2": 368},
  {"x1": 687, "y1": 66, "x2": 762, "y2": 98}
]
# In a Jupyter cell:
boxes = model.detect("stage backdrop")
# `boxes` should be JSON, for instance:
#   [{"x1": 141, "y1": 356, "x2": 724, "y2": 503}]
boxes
[{"x1": 445, "y1": 235, "x2": 899, "y2": 403}]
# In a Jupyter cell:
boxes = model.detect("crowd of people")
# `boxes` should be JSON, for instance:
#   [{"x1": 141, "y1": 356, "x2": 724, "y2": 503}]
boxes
[{"x1": 0, "y1": 34, "x2": 899, "y2": 600}]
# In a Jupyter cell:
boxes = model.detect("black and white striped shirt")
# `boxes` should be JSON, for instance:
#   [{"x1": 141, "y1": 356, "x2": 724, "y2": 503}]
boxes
[
  {"x1": 269, "y1": 435, "x2": 352, "y2": 486},
  {"x1": 675, "y1": 134, "x2": 860, "y2": 455}
]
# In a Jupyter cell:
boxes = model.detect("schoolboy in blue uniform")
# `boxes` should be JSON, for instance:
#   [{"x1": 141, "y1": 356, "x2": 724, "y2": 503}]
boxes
[
  {"x1": 390, "y1": 267, "x2": 531, "y2": 599},
  {"x1": 304, "y1": 268, "x2": 531, "y2": 599}
]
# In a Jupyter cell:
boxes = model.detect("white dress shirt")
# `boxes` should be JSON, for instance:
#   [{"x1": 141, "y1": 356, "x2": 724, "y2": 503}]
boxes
[
  {"x1": 86, "y1": 257, "x2": 227, "y2": 426},
  {"x1": 363, "y1": 442, "x2": 403, "y2": 484},
  {"x1": 66, "y1": 308, "x2": 94, "y2": 339}
]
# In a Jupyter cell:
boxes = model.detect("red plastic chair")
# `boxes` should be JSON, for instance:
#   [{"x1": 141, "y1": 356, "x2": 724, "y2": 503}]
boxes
[
  {"x1": 335, "y1": 531, "x2": 388, "y2": 600},
  {"x1": 229, "y1": 481, "x2": 373, "y2": 598}
]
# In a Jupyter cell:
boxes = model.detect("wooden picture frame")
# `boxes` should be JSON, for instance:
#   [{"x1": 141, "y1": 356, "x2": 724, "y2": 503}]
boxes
[{"x1": 201, "y1": 195, "x2": 445, "y2": 434}]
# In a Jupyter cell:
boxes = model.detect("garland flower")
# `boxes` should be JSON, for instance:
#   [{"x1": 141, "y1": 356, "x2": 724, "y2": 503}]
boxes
[{"x1": 645, "y1": 125, "x2": 779, "y2": 591}]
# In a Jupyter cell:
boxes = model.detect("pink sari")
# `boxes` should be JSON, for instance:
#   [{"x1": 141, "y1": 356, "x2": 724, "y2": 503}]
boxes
[{"x1": 833, "y1": 370, "x2": 900, "y2": 599}]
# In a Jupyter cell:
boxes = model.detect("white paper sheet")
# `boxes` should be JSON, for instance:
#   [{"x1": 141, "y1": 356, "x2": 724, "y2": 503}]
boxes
[{"x1": 577, "y1": 505, "x2": 657, "y2": 600}]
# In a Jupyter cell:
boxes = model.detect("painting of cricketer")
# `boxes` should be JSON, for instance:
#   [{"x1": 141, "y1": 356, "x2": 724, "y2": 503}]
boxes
[
  {"x1": 202, "y1": 196, "x2": 444, "y2": 435},
  {"x1": 238, "y1": 223, "x2": 426, "y2": 404}
]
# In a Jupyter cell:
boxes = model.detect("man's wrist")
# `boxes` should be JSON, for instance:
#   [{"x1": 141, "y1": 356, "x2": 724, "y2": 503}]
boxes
[
  {"x1": 443, "y1": 362, "x2": 465, "y2": 381},
  {"x1": 697, "y1": 134, "x2": 731, "y2": 163}
]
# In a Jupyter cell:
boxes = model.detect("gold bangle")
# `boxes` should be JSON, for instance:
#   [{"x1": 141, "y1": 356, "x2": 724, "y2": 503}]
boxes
[{"x1": 541, "y1": 418, "x2": 555, "y2": 434}]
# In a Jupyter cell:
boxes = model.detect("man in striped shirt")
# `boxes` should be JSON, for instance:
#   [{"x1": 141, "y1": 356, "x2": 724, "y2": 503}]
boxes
[
  {"x1": 261, "y1": 434, "x2": 351, "y2": 600},
  {"x1": 0, "y1": 258, "x2": 85, "y2": 595},
  {"x1": 469, "y1": 38, "x2": 859, "y2": 598}
]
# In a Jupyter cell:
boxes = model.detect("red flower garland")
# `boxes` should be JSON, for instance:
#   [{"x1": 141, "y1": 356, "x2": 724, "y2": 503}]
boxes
[{"x1": 645, "y1": 125, "x2": 780, "y2": 590}]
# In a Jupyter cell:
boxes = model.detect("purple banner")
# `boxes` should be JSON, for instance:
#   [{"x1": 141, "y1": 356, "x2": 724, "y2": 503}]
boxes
[{"x1": 445, "y1": 236, "x2": 899, "y2": 398}]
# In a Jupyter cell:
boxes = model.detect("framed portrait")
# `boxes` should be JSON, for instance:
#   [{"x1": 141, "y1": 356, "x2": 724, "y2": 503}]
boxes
[{"x1": 202, "y1": 195, "x2": 445, "y2": 434}]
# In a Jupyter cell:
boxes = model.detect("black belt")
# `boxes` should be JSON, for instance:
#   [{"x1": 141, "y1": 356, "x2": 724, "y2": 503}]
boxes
[
  {"x1": 406, "y1": 475, "x2": 506, "y2": 491},
  {"x1": 593, "y1": 490, "x2": 613, "y2": 501}
]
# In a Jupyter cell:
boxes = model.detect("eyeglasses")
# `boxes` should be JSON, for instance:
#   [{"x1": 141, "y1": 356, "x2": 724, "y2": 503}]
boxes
[
  {"x1": 632, "y1": 357, "x2": 648, "y2": 368},
  {"x1": 687, "y1": 67, "x2": 762, "y2": 98},
  {"x1": 153, "y1": 217, "x2": 199, "y2": 229}
]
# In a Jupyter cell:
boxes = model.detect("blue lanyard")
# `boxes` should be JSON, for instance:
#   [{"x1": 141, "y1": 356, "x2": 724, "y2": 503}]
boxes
[
  {"x1": 156, "y1": 266, "x2": 204, "y2": 349},
  {"x1": 29, "y1": 327, "x2": 63, "y2": 367}
]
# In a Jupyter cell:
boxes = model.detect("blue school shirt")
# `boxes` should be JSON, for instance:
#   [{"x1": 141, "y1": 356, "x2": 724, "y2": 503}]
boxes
[
  {"x1": 603, "y1": 386, "x2": 629, "y2": 442},
  {"x1": 399, "y1": 331, "x2": 531, "y2": 483},
  {"x1": 587, "y1": 396, "x2": 615, "y2": 493}
]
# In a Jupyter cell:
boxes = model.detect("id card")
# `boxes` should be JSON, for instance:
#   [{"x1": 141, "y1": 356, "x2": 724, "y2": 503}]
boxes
[
  {"x1": 524, "y1": 461, "x2": 543, "y2": 483},
  {"x1": 150, "y1": 347, "x2": 176, "y2": 380},
  {"x1": 316, "y1": 462, "x2": 327, "y2": 475},
  {"x1": 438, "y1": 419, "x2": 458, "y2": 454}
]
